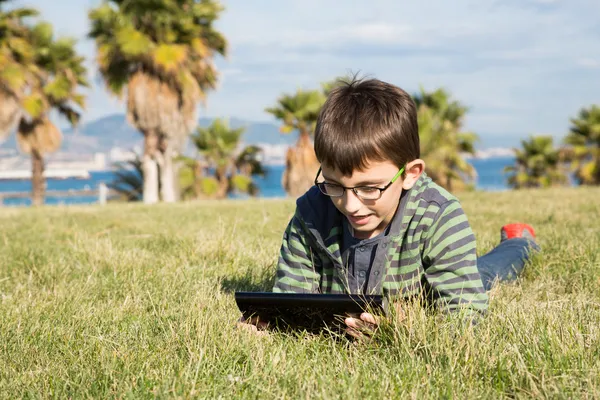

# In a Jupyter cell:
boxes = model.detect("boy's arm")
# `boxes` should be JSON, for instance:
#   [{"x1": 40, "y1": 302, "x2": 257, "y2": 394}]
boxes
[
  {"x1": 422, "y1": 200, "x2": 489, "y2": 317},
  {"x1": 272, "y1": 212, "x2": 320, "y2": 293}
]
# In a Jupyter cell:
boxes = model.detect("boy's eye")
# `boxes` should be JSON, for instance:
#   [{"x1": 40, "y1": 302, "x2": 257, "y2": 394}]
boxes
[{"x1": 358, "y1": 187, "x2": 378, "y2": 192}]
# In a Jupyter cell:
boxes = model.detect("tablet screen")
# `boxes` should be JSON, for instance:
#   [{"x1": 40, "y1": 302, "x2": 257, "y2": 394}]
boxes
[{"x1": 235, "y1": 292, "x2": 388, "y2": 333}]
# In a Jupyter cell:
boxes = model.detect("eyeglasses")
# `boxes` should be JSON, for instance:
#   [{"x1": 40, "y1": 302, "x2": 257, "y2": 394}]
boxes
[{"x1": 314, "y1": 166, "x2": 405, "y2": 200}]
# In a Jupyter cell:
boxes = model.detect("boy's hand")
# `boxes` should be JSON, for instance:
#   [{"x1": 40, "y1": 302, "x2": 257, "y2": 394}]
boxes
[
  {"x1": 344, "y1": 303, "x2": 406, "y2": 340},
  {"x1": 344, "y1": 312, "x2": 380, "y2": 340},
  {"x1": 236, "y1": 315, "x2": 269, "y2": 336}
]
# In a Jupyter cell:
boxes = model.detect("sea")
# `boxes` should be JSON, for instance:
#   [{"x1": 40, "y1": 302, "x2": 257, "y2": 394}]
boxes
[{"x1": 0, "y1": 156, "x2": 514, "y2": 207}]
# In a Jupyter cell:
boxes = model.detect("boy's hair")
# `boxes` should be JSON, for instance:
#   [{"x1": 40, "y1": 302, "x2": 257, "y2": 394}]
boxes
[{"x1": 314, "y1": 76, "x2": 419, "y2": 176}]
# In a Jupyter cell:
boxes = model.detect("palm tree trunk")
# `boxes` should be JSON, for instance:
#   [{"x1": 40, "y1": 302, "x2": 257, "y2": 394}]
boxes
[
  {"x1": 159, "y1": 137, "x2": 177, "y2": 203},
  {"x1": 215, "y1": 166, "x2": 229, "y2": 199},
  {"x1": 282, "y1": 131, "x2": 319, "y2": 198},
  {"x1": 193, "y1": 160, "x2": 204, "y2": 199},
  {"x1": 0, "y1": 91, "x2": 21, "y2": 141},
  {"x1": 594, "y1": 149, "x2": 600, "y2": 185},
  {"x1": 31, "y1": 149, "x2": 45, "y2": 206},
  {"x1": 143, "y1": 130, "x2": 160, "y2": 204},
  {"x1": 172, "y1": 160, "x2": 182, "y2": 202}
]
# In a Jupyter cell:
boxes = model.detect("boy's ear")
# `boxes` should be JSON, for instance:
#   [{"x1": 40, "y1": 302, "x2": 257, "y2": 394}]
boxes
[{"x1": 402, "y1": 159, "x2": 426, "y2": 190}]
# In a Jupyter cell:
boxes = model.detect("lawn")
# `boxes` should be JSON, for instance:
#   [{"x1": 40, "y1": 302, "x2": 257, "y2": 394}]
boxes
[{"x1": 1, "y1": 187, "x2": 599, "y2": 398}]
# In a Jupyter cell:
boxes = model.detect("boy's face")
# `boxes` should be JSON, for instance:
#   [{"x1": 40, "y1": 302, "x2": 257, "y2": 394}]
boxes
[{"x1": 320, "y1": 159, "x2": 422, "y2": 240}]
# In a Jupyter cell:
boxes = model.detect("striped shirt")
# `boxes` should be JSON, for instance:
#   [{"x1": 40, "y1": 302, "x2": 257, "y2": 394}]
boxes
[
  {"x1": 340, "y1": 209, "x2": 396, "y2": 293},
  {"x1": 272, "y1": 172, "x2": 489, "y2": 316}
]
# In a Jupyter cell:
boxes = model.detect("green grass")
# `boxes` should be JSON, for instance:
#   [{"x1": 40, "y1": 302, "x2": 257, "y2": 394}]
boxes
[{"x1": 1, "y1": 187, "x2": 599, "y2": 398}]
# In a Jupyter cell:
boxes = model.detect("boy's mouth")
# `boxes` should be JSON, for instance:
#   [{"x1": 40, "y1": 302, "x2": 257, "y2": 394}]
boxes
[{"x1": 347, "y1": 214, "x2": 371, "y2": 226}]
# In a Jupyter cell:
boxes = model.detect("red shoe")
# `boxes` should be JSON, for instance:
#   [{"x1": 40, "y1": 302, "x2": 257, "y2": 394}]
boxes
[{"x1": 501, "y1": 223, "x2": 536, "y2": 242}]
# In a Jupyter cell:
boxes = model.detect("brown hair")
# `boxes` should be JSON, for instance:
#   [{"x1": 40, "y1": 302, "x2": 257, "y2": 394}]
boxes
[{"x1": 314, "y1": 76, "x2": 419, "y2": 176}]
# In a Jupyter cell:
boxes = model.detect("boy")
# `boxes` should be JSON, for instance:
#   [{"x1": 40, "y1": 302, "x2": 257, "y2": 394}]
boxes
[{"x1": 240, "y1": 77, "x2": 539, "y2": 337}]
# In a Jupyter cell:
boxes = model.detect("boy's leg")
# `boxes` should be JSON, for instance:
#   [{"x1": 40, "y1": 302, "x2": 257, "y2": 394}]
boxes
[{"x1": 477, "y1": 223, "x2": 541, "y2": 291}]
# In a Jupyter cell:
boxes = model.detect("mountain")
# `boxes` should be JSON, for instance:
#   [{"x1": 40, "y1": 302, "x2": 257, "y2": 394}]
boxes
[
  {"x1": 0, "y1": 114, "x2": 296, "y2": 156},
  {"x1": 1, "y1": 113, "x2": 520, "y2": 161}
]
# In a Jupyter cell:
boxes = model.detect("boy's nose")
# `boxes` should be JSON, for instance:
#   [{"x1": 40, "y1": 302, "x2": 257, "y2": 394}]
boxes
[{"x1": 341, "y1": 189, "x2": 363, "y2": 214}]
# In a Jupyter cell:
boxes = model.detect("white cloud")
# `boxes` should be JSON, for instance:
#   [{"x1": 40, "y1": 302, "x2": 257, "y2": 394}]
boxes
[
  {"x1": 221, "y1": 68, "x2": 243, "y2": 76},
  {"x1": 14, "y1": 0, "x2": 600, "y2": 147},
  {"x1": 235, "y1": 22, "x2": 417, "y2": 50},
  {"x1": 577, "y1": 58, "x2": 600, "y2": 68},
  {"x1": 346, "y1": 23, "x2": 413, "y2": 44}
]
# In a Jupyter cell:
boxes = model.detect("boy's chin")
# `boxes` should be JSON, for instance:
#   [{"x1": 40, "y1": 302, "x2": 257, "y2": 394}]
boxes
[{"x1": 349, "y1": 218, "x2": 382, "y2": 239}]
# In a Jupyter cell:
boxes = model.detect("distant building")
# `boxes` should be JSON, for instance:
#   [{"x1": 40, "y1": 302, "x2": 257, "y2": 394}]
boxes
[
  {"x1": 254, "y1": 143, "x2": 287, "y2": 166},
  {"x1": 109, "y1": 147, "x2": 139, "y2": 164}
]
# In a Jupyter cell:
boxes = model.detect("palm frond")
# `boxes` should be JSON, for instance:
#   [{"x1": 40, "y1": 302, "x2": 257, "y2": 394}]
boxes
[
  {"x1": 107, "y1": 154, "x2": 144, "y2": 202},
  {"x1": 87, "y1": 0, "x2": 228, "y2": 138},
  {"x1": 416, "y1": 89, "x2": 478, "y2": 191},
  {"x1": 564, "y1": 104, "x2": 600, "y2": 185},
  {"x1": 183, "y1": 118, "x2": 265, "y2": 199},
  {"x1": 265, "y1": 89, "x2": 326, "y2": 136},
  {"x1": 505, "y1": 135, "x2": 568, "y2": 189}
]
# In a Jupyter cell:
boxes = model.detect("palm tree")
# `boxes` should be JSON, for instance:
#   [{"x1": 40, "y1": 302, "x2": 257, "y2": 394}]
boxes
[
  {"x1": 16, "y1": 22, "x2": 88, "y2": 206},
  {"x1": 413, "y1": 87, "x2": 478, "y2": 191},
  {"x1": 106, "y1": 151, "x2": 144, "y2": 202},
  {"x1": 0, "y1": 0, "x2": 38, "y2": 139},
  {"x1": 563, "y1": 105, "x2": 600, "y2": 185},
  {"x1": 88, "y1": 0, "x2": 227, "y2": 204},
  {"x1": 265, "y1": 88, "x2": 325, "y2": 197},
  {"x1": 180, "y1": 118, "x2": 266, "y2": 200},
  {"x1": 236, "y1": 145, "x2": 267, "y2": 179},
  {"x1": 504, "y1": 135, "x2": 568, "y2": 189}
]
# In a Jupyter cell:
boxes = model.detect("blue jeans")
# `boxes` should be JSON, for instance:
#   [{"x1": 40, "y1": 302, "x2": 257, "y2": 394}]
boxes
[{"x1": 477, "y1": 238, "x2": 540, "y2": 291}]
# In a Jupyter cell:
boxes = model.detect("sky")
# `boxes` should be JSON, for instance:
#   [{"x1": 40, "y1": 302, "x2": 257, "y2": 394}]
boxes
[{"x1": 11, "y1": 0, "x2": 600, "y2": 148}]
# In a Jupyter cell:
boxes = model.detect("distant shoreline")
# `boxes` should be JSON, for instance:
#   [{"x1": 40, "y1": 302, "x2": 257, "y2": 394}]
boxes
[{"x1": 0, "y1": 158, "x2": 524, "y2": 207}]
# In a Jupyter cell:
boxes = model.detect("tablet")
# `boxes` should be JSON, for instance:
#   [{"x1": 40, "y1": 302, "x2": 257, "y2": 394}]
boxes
[{"x1": 235, "y1": 292, "x2": 388, "y2": 333}]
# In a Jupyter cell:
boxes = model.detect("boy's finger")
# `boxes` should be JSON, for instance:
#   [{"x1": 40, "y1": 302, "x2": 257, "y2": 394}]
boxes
[
  {"x1": 345, "y1": 326, "x2": 374, "y2": 342},
  {"x1": 237, "y1": 321, "x2": 258, "y2": 332},
  {"x1": 345, "y1": 316, "x2": 376, "y2": 335},
  {"x1": 345, "y1": 326, "x2": 365, "y2": 340},
  {"x1": 344, "y1": 316, "x2": 362, "y2": 329},
  {"x1": 237, "y1": 320, "x2": 269, "y2": 336},
  {"x1": 360, "y1": 312, "x2": 380, "y2": 326},
  {"x1": 247, "y1": 316, "x2": 270, "y2": 330}
]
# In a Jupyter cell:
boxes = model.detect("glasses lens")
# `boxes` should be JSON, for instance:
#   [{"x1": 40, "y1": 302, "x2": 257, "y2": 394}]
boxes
[
  {"x1": 356, "y1": 187, "x2": 381, "y2": 200},
  {"x1": 319, "y1": 183, "x2": 343, "y2": 196}
]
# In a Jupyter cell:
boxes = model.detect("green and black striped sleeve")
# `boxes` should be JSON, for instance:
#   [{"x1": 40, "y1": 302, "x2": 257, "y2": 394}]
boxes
[
  {"x1": 422, "y1": 200, "x2": 488, "y2": 316},
  {"x1": 272, "y1": 213, "x2": 320, "y2": 293}
]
